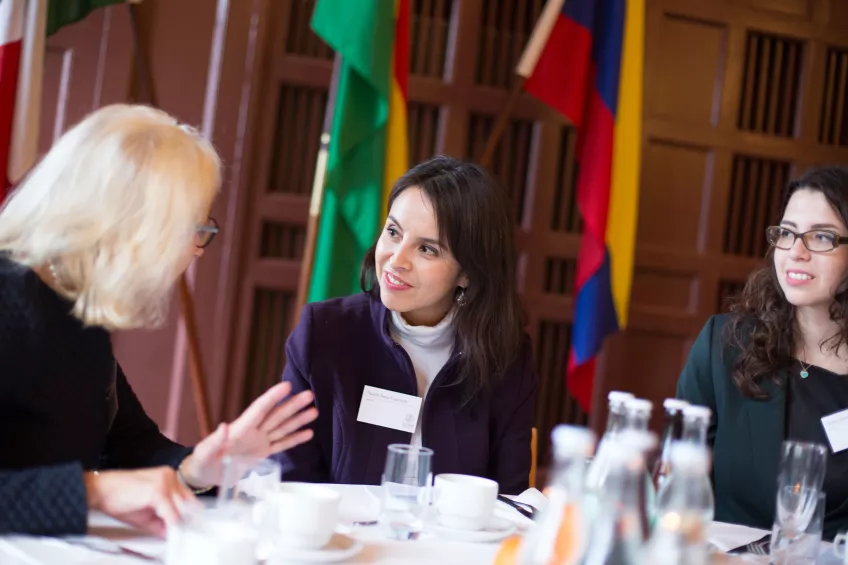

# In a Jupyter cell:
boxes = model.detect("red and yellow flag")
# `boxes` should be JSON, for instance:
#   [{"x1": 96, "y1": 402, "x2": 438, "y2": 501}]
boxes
[{"x1": 383, "y1": 0, "x2": 409, "y2": 213}]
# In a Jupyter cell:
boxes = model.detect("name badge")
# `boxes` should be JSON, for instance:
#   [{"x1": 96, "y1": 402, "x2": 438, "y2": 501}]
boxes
[
  {"x1": 356, "y1": 385, "x2": 422, "y2": 434},
  {"x1": 821, "y1": 408, "x2": 848, "y2": 453}
]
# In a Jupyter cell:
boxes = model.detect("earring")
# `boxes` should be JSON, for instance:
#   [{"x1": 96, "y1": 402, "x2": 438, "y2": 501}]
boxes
[{"x1": 455, "y1": 288, "x2": 468, "y2": 307}]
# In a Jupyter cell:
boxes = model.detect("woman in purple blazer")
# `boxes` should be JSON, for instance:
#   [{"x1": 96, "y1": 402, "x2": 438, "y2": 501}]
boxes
[{"x1": 275, "y1": 155, "x2": 538, "y2": 494}]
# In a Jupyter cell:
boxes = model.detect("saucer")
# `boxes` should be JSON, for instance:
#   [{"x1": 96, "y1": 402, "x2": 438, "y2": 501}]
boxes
[
  {"x1": 431, "y1": 516, "x2": 517, "y2": 543},
  {"x1": 267, "y1": 533, "x2": 364, "y2": 564}
]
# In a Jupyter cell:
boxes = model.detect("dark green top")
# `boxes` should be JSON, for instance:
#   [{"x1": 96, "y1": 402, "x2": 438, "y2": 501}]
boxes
[{"x1": 677, "y1": 314, "x2": 848, "y2": 540}]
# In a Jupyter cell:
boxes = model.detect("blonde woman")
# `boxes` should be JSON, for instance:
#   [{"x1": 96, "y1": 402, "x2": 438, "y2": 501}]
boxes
[{"x1": 0, "y1": 104, "x2": 318, "y2": 537}]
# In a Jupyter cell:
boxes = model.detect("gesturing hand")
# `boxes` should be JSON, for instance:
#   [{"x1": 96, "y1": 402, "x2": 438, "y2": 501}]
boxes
[{"x1": 179, "y1": 382, "x2": 318, "y2": 488}]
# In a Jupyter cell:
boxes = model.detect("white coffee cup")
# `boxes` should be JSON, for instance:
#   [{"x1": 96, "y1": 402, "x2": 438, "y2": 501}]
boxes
[
  {"x1": 265, "y1": 483, "x2": 341, "y2": 549},
  {"x1": 433, "y1": 474, "x2": 498, "y2": 531},
  {"x1": 834, "y1": 532, "x2": 848, "y2": 564}
]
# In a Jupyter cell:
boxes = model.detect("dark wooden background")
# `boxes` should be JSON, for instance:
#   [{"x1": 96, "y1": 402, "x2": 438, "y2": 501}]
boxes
[{"x1": 36, "y1": 0, "x2": 848, "y2": 467}]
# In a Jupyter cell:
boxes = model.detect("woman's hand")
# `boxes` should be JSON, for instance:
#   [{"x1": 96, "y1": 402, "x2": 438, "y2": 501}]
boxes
[
  {"x1": 84, "y1": 467, "x2": 195, "y2": 538},
  {"x1": 179, "y1": 382, "x2": 318, "y2": 488}
]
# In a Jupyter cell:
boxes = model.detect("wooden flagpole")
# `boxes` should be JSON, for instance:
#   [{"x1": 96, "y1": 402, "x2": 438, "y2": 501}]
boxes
[
  {"x1": 478, "y1": 0, "x2": 566, "y2": 168},
  {"x1": 290, "y1": 54, "x2": 341, "y2": 330},
  {"x1": 128, "y1": 2, "x2": 212, "y2": 437},
  {"x1": 7, "y1": 0, "x2": 46, "y2": 186}
]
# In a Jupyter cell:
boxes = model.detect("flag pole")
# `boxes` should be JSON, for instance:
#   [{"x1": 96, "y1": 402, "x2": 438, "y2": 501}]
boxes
[
  {"x1": 478, "y1": 0, "x2": 566, "y2": 168},
  {"x1": 478, "y1": 78, "x2": 525, "y2": 168},
  {"x1": 291, "y1": 54, "x2": 341, "y2": 330},
  {"x1": 128, "y1": 3, "x2": 212, "y2": 437},
  {"x1": 7, "y1": 0, "x2": 47, "y2": 186}
]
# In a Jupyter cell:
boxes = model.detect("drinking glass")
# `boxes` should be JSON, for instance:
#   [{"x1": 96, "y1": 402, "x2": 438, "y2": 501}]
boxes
[
  {"x1": 166, "y1": 500, "x2": 258, "y2": 565},
  {"x1": 378, "y1": 444, "x2": 434, "y2": 540},
  {"x1": 775, "y1": 441, "x2": 827, "y2": 538},
  {"x1": 215, "y1": 456, "x2": 281, "y2": 560},
  {"x1": 216, "y1": 456, "x2": 282, "y2": 506},
  {"x1": 771, "y1": 491, "x2": 825, "y2": 565}
]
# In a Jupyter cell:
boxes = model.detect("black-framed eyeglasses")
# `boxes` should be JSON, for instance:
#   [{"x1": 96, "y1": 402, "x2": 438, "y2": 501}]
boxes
[
  {"x1": 196, "y1": 217, "x2": 219, "y2": 249},
  {"x1": 766, "y1": 225, "x2": 848, "y2": 252}
]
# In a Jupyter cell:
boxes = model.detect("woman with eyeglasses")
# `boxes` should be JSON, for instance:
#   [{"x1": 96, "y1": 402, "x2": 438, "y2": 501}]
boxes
[
  {"x1": 0, "y1": 105, "x2": 318, "y2": 537},
  {"x1": 677, "y1": 166, "x2": 848, "y2": 540}
]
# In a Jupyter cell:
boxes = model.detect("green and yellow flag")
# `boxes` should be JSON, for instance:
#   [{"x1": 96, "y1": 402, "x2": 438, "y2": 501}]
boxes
[
  {"x1": 307, "y1": 0, "x2": 409, "y2": 302},
  {"x1": 47, "y1": 0, "x2": 127, "y2": 36}
]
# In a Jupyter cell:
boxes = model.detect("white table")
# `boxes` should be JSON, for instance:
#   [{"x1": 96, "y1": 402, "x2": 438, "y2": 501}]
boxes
[{"x1": 0, "y1": 485, "x2": 841, "y2": 564}]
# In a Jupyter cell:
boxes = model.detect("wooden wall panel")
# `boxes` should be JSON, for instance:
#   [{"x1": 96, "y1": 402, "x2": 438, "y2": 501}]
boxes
[
  {"x1": 466, "y1": 114, "x2": 535, "y2": 223},
  {"x1": 242, "y1": 289, "x2": 295, "y2": 410},
  {"x1": 723, "y1": 156, "x2": 788, "y2": 257},
  {"x1": 639, "y1": 142, "x2": 714, "y2": 251},
  {"x1": 410, "y1": 0, "x2": 452, "y2": 78},
  {"x1": 408, "y1": 102, "x2": 441, "y2": 163},
  {"x1": 749, "y1": 0, "x2": 815, "y2": 22},
  {"x1": 819, "y1": 47, "x2": 848, "y2": 146},
  {"x1": 475, "y1": 0, "x2": 542, "y2": 88},
  {"x1": 39, "y1": 9, "x2": 134, "y2": 152},
  {"x1": 650, "y1": 15, "x2": 726, "y2": 128},
  {"x1": 828, "y1": 2, "x2": 848, "y2": 30},
  {"x1": 603, "y1": 330, "x2": 693, "y2": 408},
  {"x1": 737, "y1": 31, "x2": 802, "y2": 137},
  {"x1": 630, "y1": 269, "x2": 696, "y2": 313},
  {"x1": 285, "y1": 0, "x2": 333, "y2": 59},
  {"x1": 268, "y1": 86, "x2": 327, "y2": 195},
  {"x1": 534, "y1": 320, "x2": 587, "y2": 432}
]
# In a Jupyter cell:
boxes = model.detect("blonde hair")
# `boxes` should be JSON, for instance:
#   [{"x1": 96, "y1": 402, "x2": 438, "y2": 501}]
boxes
[{"x1": 0, "y1": 104, "x2": 221, "y2": 330}]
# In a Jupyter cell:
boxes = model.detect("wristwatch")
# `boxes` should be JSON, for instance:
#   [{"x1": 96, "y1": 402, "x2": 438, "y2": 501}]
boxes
[{"x1": 177, "y1": 459, "x2": 214, "y2": 495}]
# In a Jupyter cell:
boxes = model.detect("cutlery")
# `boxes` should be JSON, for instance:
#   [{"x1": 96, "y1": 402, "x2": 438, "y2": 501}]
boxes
[
  {"x1": 497, "y1": 494, "x2": 538, "y2": 520},
  {"x1": 727, "y1": 534, "x2": 771, "y2": 555}
]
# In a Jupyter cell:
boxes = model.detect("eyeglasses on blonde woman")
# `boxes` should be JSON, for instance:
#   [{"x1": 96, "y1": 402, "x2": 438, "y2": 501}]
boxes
[{"x1": 0, "y1": 104, "x2": 318, "y2": 538}]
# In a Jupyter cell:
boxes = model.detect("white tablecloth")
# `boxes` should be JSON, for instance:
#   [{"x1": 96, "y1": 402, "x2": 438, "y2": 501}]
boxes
[{"x1": 0, "y1": 484, "x2": 841, "y2": 564}]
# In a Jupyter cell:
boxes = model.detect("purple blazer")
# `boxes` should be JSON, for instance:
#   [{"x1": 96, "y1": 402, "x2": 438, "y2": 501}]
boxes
[{"x1": 272, "y1": 292, "x2": 538, "y2": 495}]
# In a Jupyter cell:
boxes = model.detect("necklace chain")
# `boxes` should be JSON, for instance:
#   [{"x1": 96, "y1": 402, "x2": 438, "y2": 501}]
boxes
[
  {"x1": 799, "y1": 344, "x2": 812, "y2": 379},
  {"x1": 46, "y1": 260, "x2": 68, "y2": 294}
]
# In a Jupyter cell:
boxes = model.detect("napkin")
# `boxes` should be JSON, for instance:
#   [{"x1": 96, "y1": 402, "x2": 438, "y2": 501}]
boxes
[
  {"x1": 494, "y1": 488, "x2": 548, "y2": 529},
  {"x1": 338, "y1": 485, "x2": 383, "y2": 525},
  {"x1": 706, "y1": 522, "x2": 771, "y2": 553}
]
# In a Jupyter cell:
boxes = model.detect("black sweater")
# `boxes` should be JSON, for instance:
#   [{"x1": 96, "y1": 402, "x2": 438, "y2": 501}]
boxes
[{"x1": 0, "y1": 256, "x2": 191, "y2": 535}]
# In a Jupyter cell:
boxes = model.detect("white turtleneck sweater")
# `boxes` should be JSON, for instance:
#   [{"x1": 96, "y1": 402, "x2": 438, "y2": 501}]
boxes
[{"x1": 389, "y1": 309, "x2": 455, "y2": 457}]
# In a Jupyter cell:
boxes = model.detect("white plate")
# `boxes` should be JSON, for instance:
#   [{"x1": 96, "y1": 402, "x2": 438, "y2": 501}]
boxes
[
  {"x1": 267, "y1": 533, "x2": 364, "y2": 564},
  {"x1": 431, "y1": 517, "x2": 517, "y2": 543}
]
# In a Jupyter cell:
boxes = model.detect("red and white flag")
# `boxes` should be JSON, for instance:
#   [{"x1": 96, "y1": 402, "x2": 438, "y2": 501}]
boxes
[
  {"x1": 0, "y1": 0, "x2": 45, "y2": 203},
  {"x1": 0, "y1": 0, "x2": 25, "y2": 202}
]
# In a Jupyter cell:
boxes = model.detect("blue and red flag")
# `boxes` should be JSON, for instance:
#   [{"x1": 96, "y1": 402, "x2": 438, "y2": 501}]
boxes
[{"x1": 518, "y1": 0, "x2": 644, "y2": 413}]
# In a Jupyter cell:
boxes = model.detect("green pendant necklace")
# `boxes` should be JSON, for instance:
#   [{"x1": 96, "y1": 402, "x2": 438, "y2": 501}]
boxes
[{"x1": 799, "y1": 359, "x2": 812, "y2": 379}]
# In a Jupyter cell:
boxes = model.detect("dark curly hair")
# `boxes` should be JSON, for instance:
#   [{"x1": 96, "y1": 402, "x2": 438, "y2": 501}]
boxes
[{"x1": 725, "y1": 166, "x2": 848, "y2": 398}]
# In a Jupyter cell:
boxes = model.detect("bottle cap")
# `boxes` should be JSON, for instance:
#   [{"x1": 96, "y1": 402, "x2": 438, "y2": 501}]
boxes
[
  {"x1": 551, "y1": 424, "x2": 596, "y2": 460},
  {"x1": 663, "y1": 398, "x2": 689, "y2": 412},
  {"x1": 625, "y1": 398, "x2": 653, "y2": 414},
  {"x1": 683, "y1": 405, "x2": 711, "y2": 420},
  {"x1": 608, "y1": 391, "x2": 635, "y2": 407}
]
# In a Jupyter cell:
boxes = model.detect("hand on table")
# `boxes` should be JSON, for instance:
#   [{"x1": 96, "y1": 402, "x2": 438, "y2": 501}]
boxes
[{"x1": 84, "y1": 467, "x2": 195, "y2": 538}]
